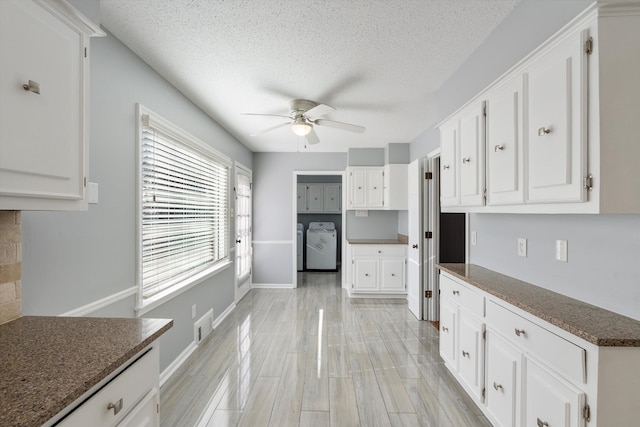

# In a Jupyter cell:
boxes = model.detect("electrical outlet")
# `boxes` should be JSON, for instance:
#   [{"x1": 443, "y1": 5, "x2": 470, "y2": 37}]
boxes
[
  {"x1": 192, "y1": 304, "x2": 197, "y2": 319},
  {"x1": 556, "y1": 240, "x2": 568, "y2": 262},
  {"x1": 471, "y1": 231, "x2": 477, "y2": 246},
  {"x1": 517, "y1": 238, "x2": 527, "y2": 257}
]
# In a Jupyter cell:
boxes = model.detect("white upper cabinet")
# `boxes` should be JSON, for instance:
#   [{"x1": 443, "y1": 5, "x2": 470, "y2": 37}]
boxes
[
  {"x1": 323, "y1": 184, "x2": 341, "y2": 212},
  {"x1": 439, "y1": 121, "x2": 459, "y2": 207},
  {"x1": 486, "y1": 75, "x2": 525, "y2": 206},
  {"x1": 0, "y1": 0, "x2": 104, "y2": 210},
  {"x1": 526, "y1": 28, "x2": 587, "y2": 204},
  {"x1": 458, "y1": 103, "x2": 486, "y2": 207},
  {"x1": 437, "y1": 3, "x2": 640, "y2": 213},
  {"x1": 306, "y1": 184, "x2": 325, "y2": 212},
  {"x1": 346, "y1": 167, "x2": 384, "y2": 209}
]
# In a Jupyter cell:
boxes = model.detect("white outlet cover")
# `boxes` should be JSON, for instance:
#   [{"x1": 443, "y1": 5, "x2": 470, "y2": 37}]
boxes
[
  {"x1": 517, "y1": 238, "x2": 527, "y2": 257},
  {"x1": 556, "y1": 240, "x2": 568, "y2": 262}
]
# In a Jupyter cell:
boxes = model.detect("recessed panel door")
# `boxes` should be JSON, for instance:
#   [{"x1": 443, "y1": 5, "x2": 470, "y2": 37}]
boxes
[
  {"x1": 353, "y1": 258, "x2": 378, "y2": 291},
  {"x1": 367, "y1": 169, "x2": 384, "y2": 208},
  {"x1": 458, "y1": 308, "x2": 485, "y2": 402},
  {"x1": 459, "y1": 104, "x2": 486, "y2": 206},
  {"x1": 307, "y1": 184, "x2": 324, "y2": 212},
  {"x1": 324, "y1": 184, "x2": 341, "y2": 212},
  {"x1": 440, "y1": 122, "x2": 459, "y2": 207},
  {"x1": 486, "y1": 330, "x2": 521, "y2": 427}
]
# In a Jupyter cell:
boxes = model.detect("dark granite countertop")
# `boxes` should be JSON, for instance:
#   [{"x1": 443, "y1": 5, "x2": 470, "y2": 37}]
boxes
[
  {"x1": 348, "y1": 234, "x2": 408, "y2": 245},
  {"x1": 0, "y1": 316, "x2": 173, "y2": 427},
  {"x1": 437, "y1": 263, "x2": 640, "y2": 347}
]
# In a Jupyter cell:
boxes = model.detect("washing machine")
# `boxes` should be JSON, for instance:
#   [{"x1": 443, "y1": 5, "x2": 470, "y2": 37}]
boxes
[
  {"x1": 306, "y1": 222, "x2": 337, "y2": 270},
  {"x1": 297, "y1": 223, "x2": 304, "y2": 271}
]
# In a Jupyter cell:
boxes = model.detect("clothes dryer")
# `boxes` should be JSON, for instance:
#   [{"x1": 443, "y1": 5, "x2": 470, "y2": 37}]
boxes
[{"x1": 306, "y1": 222, "x2": 337, "y2": 270}]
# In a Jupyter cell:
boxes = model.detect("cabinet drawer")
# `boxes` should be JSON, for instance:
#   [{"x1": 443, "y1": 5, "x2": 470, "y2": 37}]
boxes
[
  {"x1": 58, "y1": 346, "x2": 158, "y2": 426},
  {"x1": 351, "y1": 244, "x2": 406, "y2": 257},
  {"x1": 440, "y1": 274, "x2": 484, "y2": 317},
  {"x1": 487, "y1": 301, "x2": 585, "y2": 384}
]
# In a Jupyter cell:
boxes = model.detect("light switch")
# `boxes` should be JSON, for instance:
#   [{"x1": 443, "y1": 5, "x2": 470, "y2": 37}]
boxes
[
  {"x1": 87, "y1": 182, "x2": 99, "y2": 204},
  {"x1": 517, "y1": 238, "x2": 527, "y2": 257},
  {"x1": 556, "y1": 240, "x2": 568, "y2": 262}
]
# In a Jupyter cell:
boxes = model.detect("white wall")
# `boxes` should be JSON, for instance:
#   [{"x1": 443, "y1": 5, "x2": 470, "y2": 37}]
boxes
[
  {"x1": 21, "y1": 3, "x2": 252, "y2": 371},
  {"x1": 410, "y1": 0, "x2": 640, "y2": 321}
]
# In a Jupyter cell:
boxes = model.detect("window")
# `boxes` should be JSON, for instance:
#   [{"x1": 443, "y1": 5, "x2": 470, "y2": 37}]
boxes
[{"x1": 137, "y1": 105, "x2": 231, "y2": 310}]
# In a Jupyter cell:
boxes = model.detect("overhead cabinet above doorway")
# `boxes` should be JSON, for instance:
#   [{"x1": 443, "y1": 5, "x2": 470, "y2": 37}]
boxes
[
  {"x1": 297, "y1": 183, "x2": 341, "y2": 213},
  {"x1": 436, "y1": 3, "x2": 640, "y2": 214}
]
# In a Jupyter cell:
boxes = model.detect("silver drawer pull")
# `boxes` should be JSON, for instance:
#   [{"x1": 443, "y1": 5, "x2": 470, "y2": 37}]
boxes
[
  {"x1": 452, "y1": 290, "x2": 460, "y2": 296},
  {"x1": 493, "y1": 382, "x2": 503, "y2": 391},
  {"x1": 515, "y1": 328, "x2": 526, "y2": 337},
  {"x1": 538, "y1": 126, "x2": 551, "y2": 136},
  {"x1": 462, "y1": 157, "x2": 471, "y2": 164},
  {"x1": 494, "y1": 144, "x2": 505, "y2": 152},
  {"x1": 107, "y1": 398, "x2": 123, "y2": 415},
  {"x1": 22, "y1": 80, "x2": 41, "y2": 94},
  {"x1": 536, "y1": 418, "x2": 549, "y2": 427},
  {"x1": 391, "y1": 273, "x2": 395, "y2": 277}
]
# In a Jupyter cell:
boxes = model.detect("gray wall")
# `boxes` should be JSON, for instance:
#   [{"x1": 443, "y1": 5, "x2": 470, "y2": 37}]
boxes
[
  {"x1": 21, "y1": 1, "x2": 252, "y2": 371},
  {"x1": 252, "y1": 153, "x2": 347, "y2": 284},
  {"x1": 410, "y1": 0, "x2": 640, "y2": 321}
]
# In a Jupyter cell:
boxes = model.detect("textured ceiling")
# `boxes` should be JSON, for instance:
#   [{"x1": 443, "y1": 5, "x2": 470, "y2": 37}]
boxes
[{"x1": 100, "y1": 0, "x2": 520, "y2": 152}]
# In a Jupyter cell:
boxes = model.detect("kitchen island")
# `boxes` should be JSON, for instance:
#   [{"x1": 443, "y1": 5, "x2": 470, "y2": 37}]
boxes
[{"x1": 0, "y1": 316, "x2": 172, "y2": 427}]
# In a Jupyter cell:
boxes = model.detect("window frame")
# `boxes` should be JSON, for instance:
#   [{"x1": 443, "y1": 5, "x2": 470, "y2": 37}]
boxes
[{"x1": 135, "y1": 104, "x2": 232, "y2": 315}]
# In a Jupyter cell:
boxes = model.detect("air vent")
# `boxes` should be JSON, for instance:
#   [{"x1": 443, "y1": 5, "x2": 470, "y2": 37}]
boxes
[{"x1": 194, "y1": 308, "x2": 214, "y2": 344}]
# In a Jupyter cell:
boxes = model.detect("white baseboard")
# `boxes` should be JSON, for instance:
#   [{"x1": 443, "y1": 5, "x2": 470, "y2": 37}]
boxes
[
  {"x1": 251, "y1": 283, "x2": 294, "y2": 289},
  {"x1": 59, "y1": 286, "x2": 137, "y2": 317},
  {"x1": 348, "y1": 293, "x2": 408, "y2": 299},
  {"x1": 213, "y1": 303, "x2": 236, "y2": 329},
  {"x1": 160, "y1": 341, "x2": 197, "y2": 387}
]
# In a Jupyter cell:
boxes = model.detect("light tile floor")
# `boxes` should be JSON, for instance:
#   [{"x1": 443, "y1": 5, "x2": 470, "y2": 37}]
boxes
[{"x1": 160, "y1": 272, "x2": 491, "y2": 427}]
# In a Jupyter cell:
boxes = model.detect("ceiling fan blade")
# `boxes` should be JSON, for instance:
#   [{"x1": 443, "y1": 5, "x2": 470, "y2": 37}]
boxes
[
  {"x1": 305, "y1": 128, "x2": 320, "y2": 145},
  {"x1": 242, "y1": 113, "x2": 292, "y2": 119},
  {"x1": 314, "y1": 119, "x2": 365, "y2": 134},
  {"x1": 250, "y1": 121, "x2": 291, "y2": 136},
  {"x1": 305, "y1": 103, "x2": 335, "y2": 118}
]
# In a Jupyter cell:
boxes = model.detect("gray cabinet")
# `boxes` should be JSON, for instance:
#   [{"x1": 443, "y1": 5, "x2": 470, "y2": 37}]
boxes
[{"x1": 297, "y1": 183, "x2": 341, "y2": 213}]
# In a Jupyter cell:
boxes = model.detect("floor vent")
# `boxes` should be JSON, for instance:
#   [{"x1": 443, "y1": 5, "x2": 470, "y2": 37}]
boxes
[{"x1": 194, "y1": 309, "x2": 214, "y2": 344}]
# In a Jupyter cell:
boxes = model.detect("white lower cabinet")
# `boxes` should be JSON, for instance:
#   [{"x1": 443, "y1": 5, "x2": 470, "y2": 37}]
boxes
[
  {"x1": 57, "y1": 346, "x2": 160, "y2": 427},
  {"x1": 485, "y1": 331, "x2": 521, "y2": 427},
  {"x1": 349, "y1": 244, "x2": 406, "y2": 295},
  {"x1": 440, "y1": 270, "x2": 640, "y2": 427}
]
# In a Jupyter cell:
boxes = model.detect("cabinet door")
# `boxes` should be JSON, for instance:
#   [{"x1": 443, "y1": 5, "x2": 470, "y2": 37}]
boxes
[
  {"x1": 486, "y1": 330, "x2": 521, "y2": 427},
  {"x1": 459, "y1": 104, "x2": 486, "y2": 206},
  {"x1": 439, "y1": 121, "x2": 459, "y2": 206},
  {"x1": 353, "y1": 258, "x2": 378, "y2": 291},
  {"x1": 524, "y1": 358, "x2": 585, "y2": 427},
  {"x1": 367, "y1": 168, "x2": 384, "y2": 208},
  {"x1": 0, "y1": 0, "x2": 87, "y2": 209},
  {"x1": 439, "y1": 301, "x2": 457, "y2": 368},
  {"x1": 527, "y1": 29, "x2": 587, "y2": 204},
  {"x1": 380, "y1": 258, "x2": 405, "y2": 292},
  {"x1": 324, "y1": 184, "x2": 341, "y2": 212},
  {"x1": 349, "y1": 169, "x2": 367, "y2": 208},
  {"x1": 297, "y1": 184, "x2": 307, "y2": 212},
  {"x1": 307, "y1": 184, "x2": 324, "y2": 212},
  {"x1": 486, "y1": 75, "x2": 524, "y2": 206},
  {"x1": 458, "y1": 308, "x2": 485, "y2": 402},
  {"x1": 117, "y1": 388, "x2": 159, "y2": 427}
]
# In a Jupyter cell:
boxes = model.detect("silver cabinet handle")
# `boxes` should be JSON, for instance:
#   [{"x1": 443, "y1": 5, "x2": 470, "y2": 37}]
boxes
[
  {"x1": 462, "y1": 350, "x2": 470, "y2": 358},
  {"x1": 443, "y1": 164, "x2": 450, "y2": 170},
  {"x1": 515, "y1": 328, "x2": 526, "y2": 337},
  {"x1": 391, "y1": 273, "x2": 395, "y2": 277},
  {"x1": 493, "y1": 382, "x2": 503, "y2": 391},
  {"x1": 494, "y1": 144, "x2": 505, "y2": 152},
  {"x1": 452, "y1": 290, "x2": 460, "y2": 296},
  {"x1": 462, "y1": 157, "x2": 471, "y2": 164},
  {"x1": 538, "y1": 126, "x2": 551, "y2": 136},
  {"x1": 22, "y1": 80, "x2": 40, "y2": 94},
  {"x1": 536, "y1": 419, "x2": 549, "y2": 427},
  {"x1": 107, "y1": 398, "x2": 123, "y2": 416},
  {"x1": 378, "y1": 250, "x2": 382, "y2": 253},
  {"x1": 365, "y1": 273, "x2": 369, "y2": 277}
]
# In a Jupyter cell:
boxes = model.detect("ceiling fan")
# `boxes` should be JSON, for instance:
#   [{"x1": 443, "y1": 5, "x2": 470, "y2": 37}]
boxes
[{"x1": 243, "y1": 99, "x2": 365, "y2": 145}]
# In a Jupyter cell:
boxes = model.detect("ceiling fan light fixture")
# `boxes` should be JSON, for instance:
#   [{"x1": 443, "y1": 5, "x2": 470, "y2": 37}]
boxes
[{"x1": 291, "y1": 117, "x2": 312, "y2": 136}]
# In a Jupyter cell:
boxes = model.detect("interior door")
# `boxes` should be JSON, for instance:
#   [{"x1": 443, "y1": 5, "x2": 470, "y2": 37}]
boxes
[
  {"x1": 235, "y1": 165, "x2": 252, "y2": 302},
  {"x1": 423, "y1": 155, "x2": 440, "y2": 321},
  {"x1": 407, "y1": 159, "x2": 422, "y2": 319}
]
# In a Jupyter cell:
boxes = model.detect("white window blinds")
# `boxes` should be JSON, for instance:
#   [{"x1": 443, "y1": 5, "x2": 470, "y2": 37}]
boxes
[{"x1": 139, "y1": 108, "x2": 230, "y2": 299}]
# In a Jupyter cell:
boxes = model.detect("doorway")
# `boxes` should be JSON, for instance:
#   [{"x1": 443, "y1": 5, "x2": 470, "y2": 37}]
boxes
[
  {"x1": 235, "y1": 163, "x2": 252, "y2": 302},
  {"x1": 422, "y1": 150, "x2": 466, "y2": 322},
  {"x1": 292, "y1": 171, "x2": 346, "y2": 288}
]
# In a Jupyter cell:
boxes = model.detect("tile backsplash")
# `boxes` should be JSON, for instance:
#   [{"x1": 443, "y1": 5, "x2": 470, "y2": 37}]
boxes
[{"x1": 0, "y1": 211, "x2": 21, "y2": 325}]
